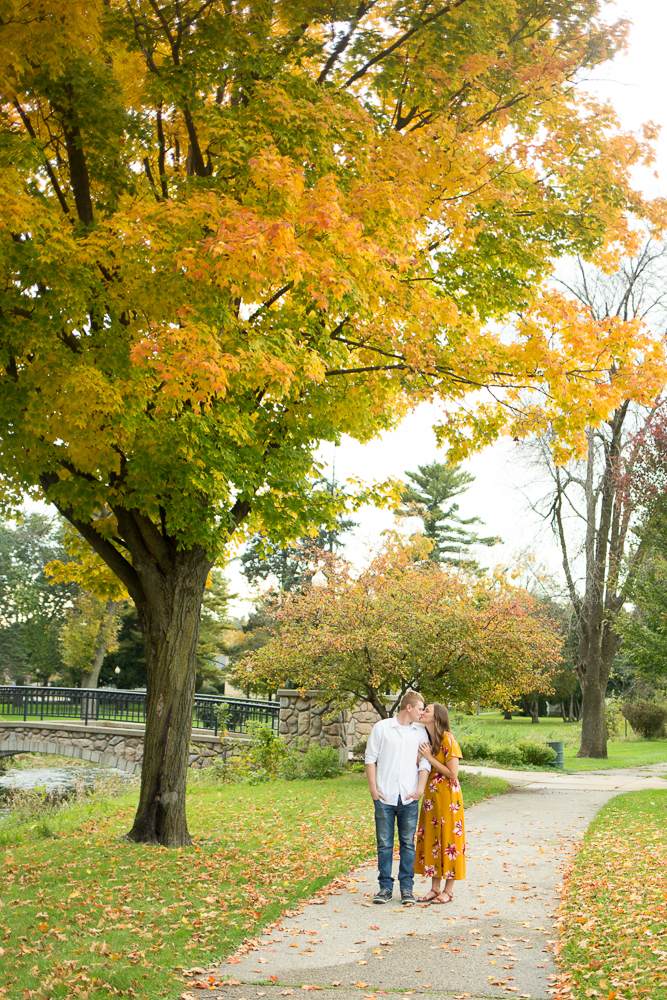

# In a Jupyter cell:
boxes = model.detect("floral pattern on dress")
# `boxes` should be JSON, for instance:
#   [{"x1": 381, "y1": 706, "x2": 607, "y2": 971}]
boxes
[{"x1": 414, "y1": 732, "x2": 466, "y2": 882}]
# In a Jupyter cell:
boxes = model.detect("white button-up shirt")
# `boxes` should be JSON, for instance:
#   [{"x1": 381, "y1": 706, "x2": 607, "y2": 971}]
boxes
[{"x1": 365, "y1": 716, "x2": 431, "y2": 806}]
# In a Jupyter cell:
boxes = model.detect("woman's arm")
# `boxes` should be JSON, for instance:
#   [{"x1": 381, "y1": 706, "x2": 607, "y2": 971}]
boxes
[{"x1": 419, "y1": 742, "x2": 459, "y2": 780}]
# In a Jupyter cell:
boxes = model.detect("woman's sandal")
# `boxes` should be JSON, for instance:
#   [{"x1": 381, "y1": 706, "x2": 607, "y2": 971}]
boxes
[
  {"x1": 417, "y1": 889, "x2": 440, "y2": 903},
  {"x1": 430, "y1": 891, "x2": 454, "y2": 904}
]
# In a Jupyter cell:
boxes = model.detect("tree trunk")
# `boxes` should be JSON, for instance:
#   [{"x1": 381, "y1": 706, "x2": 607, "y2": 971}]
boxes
[
  {"x1": 503, "y1": 710, "x2": 512, "y2": 720},
  {"x1": 127, "y1": 546, "x2": 211, "y2": 847},
  {"x1": 529, "y1": 698, "x2": 539, "y2": 724},
  {"x1": 81, "y1": 598, "x2": 119, "y2": 689},
  {"x1": 577, "y1": 670, "x2": 608, "y2": 756}
]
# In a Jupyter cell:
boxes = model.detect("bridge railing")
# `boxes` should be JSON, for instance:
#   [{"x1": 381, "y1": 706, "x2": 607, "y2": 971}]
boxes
[{"x1": 0, "y1": 686, "x2": 279, "y2": 736}]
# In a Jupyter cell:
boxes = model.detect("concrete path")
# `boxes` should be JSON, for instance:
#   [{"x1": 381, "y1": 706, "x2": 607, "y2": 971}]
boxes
[
  {"x1": 458, "y1": 760, "x2": 667, "y2": 792},
  {"x1": 183, "y1": 764, "x2": 667, "y2": 1000}
]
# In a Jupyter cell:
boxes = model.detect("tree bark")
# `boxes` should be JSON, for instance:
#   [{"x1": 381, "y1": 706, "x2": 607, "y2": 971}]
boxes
[
  {"x1": 127, "y1": 545, "x2": 211, "y2": 847},
  {"x1": 45, "y1": 482, "x2": 216, "y2": 847},
  {"x1": 503, "y1": 709, "x2": 513, "y2": 720},
  {"x1": 529, "y1": 698, "x2": 539, "y2": 724}
]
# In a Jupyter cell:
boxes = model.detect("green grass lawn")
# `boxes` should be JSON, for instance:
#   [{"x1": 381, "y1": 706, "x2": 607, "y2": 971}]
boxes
[
  {"x1": 0, "y1": 769, "x2": 509, "y2": 1000},
  {"x1": 554, "y1": 789, "x2": 667, "y2": 999},
  {"x1": 452, "y1": 712, "x2": 667, "y2": 771}
]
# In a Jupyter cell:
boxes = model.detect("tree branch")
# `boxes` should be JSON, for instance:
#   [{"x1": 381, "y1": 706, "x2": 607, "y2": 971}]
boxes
[
  {"x1": 13, "y1": 100, "x2": 70, "y2": 215},
  {"x1": 40, "y1": 477, "x2": 144, "y2": 607},
  {"x1": 317, "y1": 0, "x2": 378, "y2": 85},
  {"x1": 341, "y1": 0, "x2": 468, "y2": 89},
  {"x1": 51, "y1": 87, "x2": 94, "y2": 226}
]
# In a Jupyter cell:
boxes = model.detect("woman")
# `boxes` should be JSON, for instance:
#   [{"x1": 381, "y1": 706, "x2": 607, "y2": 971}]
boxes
[{"x1": 414, "y1": 703, "x2": 466, "y2": 904}]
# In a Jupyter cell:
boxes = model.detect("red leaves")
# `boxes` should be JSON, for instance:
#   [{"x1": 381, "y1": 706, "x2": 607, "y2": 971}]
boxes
[{"x1": 239, "y1": 541, "x2": 563, "y2": 709}]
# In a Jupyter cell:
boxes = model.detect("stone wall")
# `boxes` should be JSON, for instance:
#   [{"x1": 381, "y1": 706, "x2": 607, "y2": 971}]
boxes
[
  {"x1": 278, "y1": 690, "x2": 383, "y2": 760},
  {"x1": 345, "y1": 699, "x2": 383, "y2": 753},
  {"x1": 278, "y1": 690, "x2": 347, "y2": 753}
]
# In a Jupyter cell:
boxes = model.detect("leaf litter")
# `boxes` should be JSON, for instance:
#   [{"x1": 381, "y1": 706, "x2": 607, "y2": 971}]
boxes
[
  {"x1": 550, "y1": 790, "x2": 667, "y2": 1000},
  {"x1": 0, "y1": 778, "x2": 377, "y2": 999}
]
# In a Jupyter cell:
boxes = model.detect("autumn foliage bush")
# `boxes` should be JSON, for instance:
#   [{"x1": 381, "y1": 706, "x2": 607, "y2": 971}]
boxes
[
  {"x1": 621, "y1": 700, "x2": 667, "y2": 738},
  {"x1": 237, "y1": 539, "x2": 563, "y2": 718}
]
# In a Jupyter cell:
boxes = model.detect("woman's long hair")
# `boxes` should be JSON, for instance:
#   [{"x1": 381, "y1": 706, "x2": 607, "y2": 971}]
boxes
[{"x1": 431, "y1": 704, "x2": 451, "y2": 751}]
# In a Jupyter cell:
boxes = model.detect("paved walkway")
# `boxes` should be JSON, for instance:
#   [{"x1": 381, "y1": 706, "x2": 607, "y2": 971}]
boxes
[
  {"x1": 186, "y1": 765, "x2": 667, "y2": 1000},
  {"x1": 459, "y1": 760, "x2": 667, "y2": 792}
]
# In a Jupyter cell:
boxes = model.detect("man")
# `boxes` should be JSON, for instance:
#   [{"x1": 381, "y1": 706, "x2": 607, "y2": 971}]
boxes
[{"x1": 365, "y1": 690, "x2": 431, "y2": 905}]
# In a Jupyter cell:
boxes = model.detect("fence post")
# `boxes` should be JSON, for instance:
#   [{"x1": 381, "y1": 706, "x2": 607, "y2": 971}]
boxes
[
  {"x1": 84, "y1": 692, "x2": 89, "y2": 727},
  {"x1": 23, "y1": 687, "x2": 27, "y2": 722}
]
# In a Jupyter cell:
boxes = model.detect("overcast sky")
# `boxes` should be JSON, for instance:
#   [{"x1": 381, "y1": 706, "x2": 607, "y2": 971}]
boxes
[{"x1": 228, "y1": 0, "x2": 667, "y2": 613}]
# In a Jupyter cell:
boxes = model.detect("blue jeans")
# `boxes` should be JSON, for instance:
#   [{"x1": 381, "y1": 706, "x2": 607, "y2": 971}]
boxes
[{"x1": 373, "y1": 796, "x2": 419, "y2": 892}]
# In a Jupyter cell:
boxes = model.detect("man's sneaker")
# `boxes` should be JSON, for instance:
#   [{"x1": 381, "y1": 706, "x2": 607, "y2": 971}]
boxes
[
  {"x1": 401, "y1": 888, "x2": 416, "y2": 906},
  {"x1": 372, "y1": 888, "x2": 393, "y2": 904}
]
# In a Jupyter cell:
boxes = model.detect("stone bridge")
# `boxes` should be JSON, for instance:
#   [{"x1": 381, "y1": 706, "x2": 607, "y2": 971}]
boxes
[{"x1": 0, "y1": 719, "x2": 236, "y2": 775}]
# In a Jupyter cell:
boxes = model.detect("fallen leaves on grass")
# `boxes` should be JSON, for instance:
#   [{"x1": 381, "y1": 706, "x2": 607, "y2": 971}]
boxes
[
  {"x1": 0, "y1": 780, "x2": 377, "y2": 1000},
  {"x1": 550, "y1": 790, "x2": 667, "y2": 1000}
]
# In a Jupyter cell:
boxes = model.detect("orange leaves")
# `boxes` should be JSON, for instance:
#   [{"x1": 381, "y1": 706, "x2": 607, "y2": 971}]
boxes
[
  {"x1": 239, "y1": 537, "x2": 563, "y2": 710},
  {"x1": 2, "y1": 0, "x2": 666, "y2": 594},
  {"x1": 552, "y1": 790, "x2": 667, "y2": 1000},
  {"x1": 442, "y1": 288, "x2": 667, "y2": 464}
]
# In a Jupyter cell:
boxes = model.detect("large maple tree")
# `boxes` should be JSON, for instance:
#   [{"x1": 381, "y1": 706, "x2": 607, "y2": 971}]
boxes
[{"x1": 1, "y1": 0, "x2": 665, "y2": 845}]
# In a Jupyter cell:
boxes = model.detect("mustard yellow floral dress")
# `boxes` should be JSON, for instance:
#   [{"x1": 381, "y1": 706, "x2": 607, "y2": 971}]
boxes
[{"x1": 414, "y1": 732, "x2": 466, "y2": 881}]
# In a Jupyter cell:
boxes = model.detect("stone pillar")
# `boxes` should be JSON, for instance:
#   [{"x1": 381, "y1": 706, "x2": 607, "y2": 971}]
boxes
[
  {"x1": 345, "y1": 699, "x2": 383, "y2": 753},
  {"x1": 278, "y1": 690, "x2": 349, "y2": 762}
]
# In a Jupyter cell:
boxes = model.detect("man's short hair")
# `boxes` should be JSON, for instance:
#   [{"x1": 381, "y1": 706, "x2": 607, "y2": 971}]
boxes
[{"x1": 400, "y1": 690, "x2": 424, "y2": 711}]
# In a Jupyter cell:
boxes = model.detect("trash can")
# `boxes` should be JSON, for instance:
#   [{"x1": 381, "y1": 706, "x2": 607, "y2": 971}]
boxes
[{"x1": 547, "y1": 741, "x2": 564, "y2": 769}]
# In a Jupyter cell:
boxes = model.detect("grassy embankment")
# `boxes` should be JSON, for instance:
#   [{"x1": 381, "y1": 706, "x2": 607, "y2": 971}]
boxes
[
  {"x1": 452, "y1": 713, "x2": 667, "y2": 771},
  {"x1": 0, "y1": 768, "x2": 509, "y2": 1000},
  {"x1": 553, "y1": 789, "x2": 667, "y2": 999}
]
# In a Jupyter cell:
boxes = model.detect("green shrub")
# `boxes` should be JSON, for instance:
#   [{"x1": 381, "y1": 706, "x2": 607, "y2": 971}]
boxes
[
  {"x1": 492, "y1": 744, "x2": 524, "y2": 767},
  {"x1": 352, "y1": 737, "x2": 368, "y2": 758},
  {"x1": 516, "y1": 740, "x2": 557, "y2": 766},
  {"x1": 605, "y1": 697, "x2": 624, "y2": 740},
  {"x1": 621, "y1": 700, "x2": 667, "y2": 739},
  {"x1": 245, "y1": 722, "x2": 288, "y2": 774},
  {"x1": 458, "y1": 735, "x2": 493, "y2": 760},
  {"x1": 279, "y1": 748, "x2": 303, "y2": 781},
  {"x1": 300, "y1": 744, "x2": 341, "y2": 779}
]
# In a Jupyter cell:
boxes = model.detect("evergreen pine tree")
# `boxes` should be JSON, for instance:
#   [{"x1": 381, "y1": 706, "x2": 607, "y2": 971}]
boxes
[{"x1": 397, "y1": 462, "x2": 499, "y2": 565}]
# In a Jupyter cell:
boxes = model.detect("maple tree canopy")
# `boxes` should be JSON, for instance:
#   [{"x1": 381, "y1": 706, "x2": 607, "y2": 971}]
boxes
[
  {"x1": 1, "y1": 0, "x2": 666, "y2": 844},
  {"x1": 1, "y1": 0, "x2": 666, "y2": 548}
]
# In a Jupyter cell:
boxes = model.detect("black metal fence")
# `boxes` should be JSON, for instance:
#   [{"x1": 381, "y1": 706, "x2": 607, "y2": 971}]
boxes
[{"x1": 0, "y1": 686, "x2": 279, "y2": 736}]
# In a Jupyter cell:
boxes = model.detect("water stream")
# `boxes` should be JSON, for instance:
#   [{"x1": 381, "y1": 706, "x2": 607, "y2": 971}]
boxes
[{"x1": 0, "y1": 761, "x2": 133, "y2": 817}]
